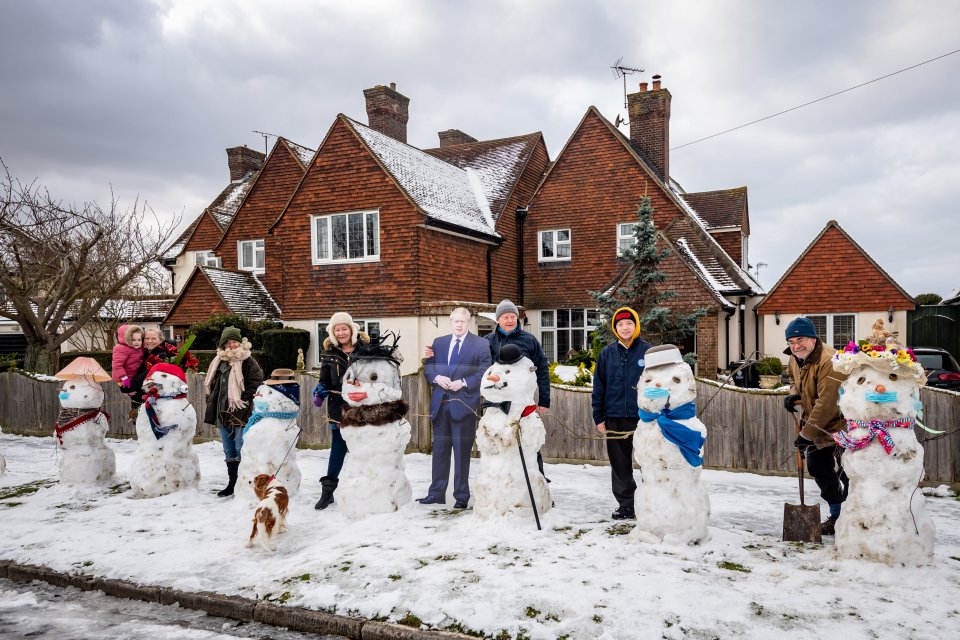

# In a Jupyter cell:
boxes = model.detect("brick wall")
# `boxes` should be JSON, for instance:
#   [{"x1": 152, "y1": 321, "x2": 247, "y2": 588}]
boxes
[{"x1": 710, "y1": 230, "x2": 743, "y2": 268}]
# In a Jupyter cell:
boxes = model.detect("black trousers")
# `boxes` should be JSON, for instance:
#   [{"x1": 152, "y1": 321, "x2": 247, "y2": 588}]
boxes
[
  {"x1": 806, "y1": 444, "x2": 848, "y2": 506},
  {"x1": 605, "y1": 416, "x2": 638, "y2": 510}
]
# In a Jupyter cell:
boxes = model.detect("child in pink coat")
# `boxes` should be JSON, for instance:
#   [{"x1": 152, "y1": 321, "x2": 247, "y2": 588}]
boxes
[{"x1": 111, "y1": 324, "x2": 145, "y2": 393}]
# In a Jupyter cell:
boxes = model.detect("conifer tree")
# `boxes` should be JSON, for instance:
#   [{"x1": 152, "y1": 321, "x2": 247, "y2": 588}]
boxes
[{"x1": 590, "y1": 196, "x2": 705, "y2": 359}]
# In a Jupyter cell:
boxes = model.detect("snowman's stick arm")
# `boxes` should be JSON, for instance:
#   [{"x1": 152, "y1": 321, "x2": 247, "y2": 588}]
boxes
[{"x1": 515, "y1": 423, "x2": 542, "y2": 531}]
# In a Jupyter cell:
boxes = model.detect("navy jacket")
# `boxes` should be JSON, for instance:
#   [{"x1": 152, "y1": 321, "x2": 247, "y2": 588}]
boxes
[
  {"x1": 591, "y1": 337, "x2": 652, "y2": 424},
  {"x1": 485, "y1": 326, "x2": 551, "y2": 408},
  {"x1": 424, "y1": 332, "x2": 492, "y2": 421}
]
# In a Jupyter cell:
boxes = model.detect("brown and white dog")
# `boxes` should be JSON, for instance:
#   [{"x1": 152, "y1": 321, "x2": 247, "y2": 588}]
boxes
[{"x1": 246, "y1": 474, "x2": 289, "y2": 552}]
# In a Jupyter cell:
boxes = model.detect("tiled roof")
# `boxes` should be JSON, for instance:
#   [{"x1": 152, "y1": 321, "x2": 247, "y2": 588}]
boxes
[
  {"x1": 201, "y1": 266, "x2": 280, "y2": 321},
  {"x1": 943, "y1": 288, "x2": 960, "y2": 306},
  {"x1": 282, "y1": 138, "x2": 316, "y2": 169},
  {"x1": 662, "y1": 216, "x2": 761, "y2": 300},
  {"x1": 163, "y1": 217, "x2": 202, "y2": 259},
  {"x1": 679, "y1": 187, "x2": 749, "y2": 235},
  {"x1": 94, "y1": 298, "x2": 175, "y2": 321},
  {"x1": 423, "y1": 133, "x2": 541, "y2": 220},
  {"x1": 345, "y1": 117, "x2": 500, "y2": 239}
]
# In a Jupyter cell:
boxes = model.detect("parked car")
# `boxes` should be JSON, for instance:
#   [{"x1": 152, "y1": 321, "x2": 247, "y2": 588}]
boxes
[{"x1": 912, "y1": 347, "x2": 960, "y2": 391}]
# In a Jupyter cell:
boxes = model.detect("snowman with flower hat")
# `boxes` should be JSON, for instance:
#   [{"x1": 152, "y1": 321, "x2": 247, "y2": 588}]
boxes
[
  {"x1": 235, "y1": 368, "x2": 303, "y2": 504},
  {"x1": 53, "y1": 357, "x2": 116, "y2": 485},
  {"x1": 831, "y1": 320, "x2": 935, "y2": 565}
]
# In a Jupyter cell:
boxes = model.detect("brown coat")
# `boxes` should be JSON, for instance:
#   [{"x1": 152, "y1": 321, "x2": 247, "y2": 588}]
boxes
[{"x1": 786, "y1": 340, "x2": 848, "y2": 448}]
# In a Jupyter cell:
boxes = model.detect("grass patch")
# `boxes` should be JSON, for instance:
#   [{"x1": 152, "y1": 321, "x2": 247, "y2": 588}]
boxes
[
  {"x1": 397, "y1": 613, "x2": 422, "y2": 628},
  {"x1": 572, "y1": 529, "x2": 589, "y2": 540},
  {"x1": 717, "y1": 561, "x2": 751, "y2": 573},
  {"x1": 592, "y1": 614, "x2": 604, "y2": 623},
  {"x1": 605, "y1": 523, "x2": 634, "y2": 536},
  {"x1": 525, "y1": 606, "x2": 540, "y2": 618},
  {"x1": 0, "y1": 478, "x2": 56, "y2": 500},
  {"x1": 434, "y1": 554, "x2": 457, "y2": 562},
  {"x1": 388, "y1": 574, "x2": 402, "y2": 581},
  {"x1": 2, "y1": 502, "x2": 22, "y2": 508},
  {"x1": 107, "y1": 482, "x2": 130, "y2": 495},
  {"x1": 553, "y1": 526, "x2": 572, "y2": 532},
  {"x1": 442, "y1": 622, "x2": 484, "y2": 637}
]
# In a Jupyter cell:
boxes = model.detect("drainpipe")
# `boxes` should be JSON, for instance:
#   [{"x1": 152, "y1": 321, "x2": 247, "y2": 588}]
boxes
[
  {"x1": 516, "y1": 207, "x2": 528, "y2": 304},
  {"x1": 486, "y1": 245, "x2": 493, "y2": 303},
  {"x1": 753, "y1": 304, "x2": 760, "y2": 358},
  {"x1": 724, "y1": 305, "x2": 736, "y2": 368},
  {"x1": 738, "y1": 296, "x2": 746, "y2": 360}
]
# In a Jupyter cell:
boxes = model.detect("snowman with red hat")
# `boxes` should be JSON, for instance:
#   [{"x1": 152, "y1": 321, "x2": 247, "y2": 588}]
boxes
[
  {"x1": 128, "y1": 363, "x2": 200, "y2": 498},
  {"x1": 53, "y1": 357, "x2": 116, "y2": 485}
]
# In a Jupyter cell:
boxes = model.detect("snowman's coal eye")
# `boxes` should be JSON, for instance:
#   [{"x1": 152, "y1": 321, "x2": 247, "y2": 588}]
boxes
[
  {"x1": 672, "y1": 376, "x2": 681, "y2": 384},
  {"x1": 857, "y1": 376, "x2": 866, "y2": 384},
  {"x1": 888, "y1": 374, "x2": 898, "y2": 381},
  {"x1": 69, "y1": 385, "x2": 75, "y2": 390},
  {"x1": 505, "y1": 369, "x2": 510, "y2": 374},
  {"x1": 370, "y1": 373, "x2": 378, "y2": 381}
]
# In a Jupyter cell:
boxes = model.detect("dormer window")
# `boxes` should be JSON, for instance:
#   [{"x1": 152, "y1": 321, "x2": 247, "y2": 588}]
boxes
[
  {"x1": 238, "y1": 239, "x2": 265, "y2": 272},
  {"x1": 538, "y1": 229, "x2": 571, "y2": 262},
  {"x1": 194, "y1": 251, "x2": 220, "y2": 268}
]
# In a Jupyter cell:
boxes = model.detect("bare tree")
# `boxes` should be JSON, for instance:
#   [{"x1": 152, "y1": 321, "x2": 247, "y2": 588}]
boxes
[{"x1": 0, "y1": 159, "x2": 179, "y2": 374}]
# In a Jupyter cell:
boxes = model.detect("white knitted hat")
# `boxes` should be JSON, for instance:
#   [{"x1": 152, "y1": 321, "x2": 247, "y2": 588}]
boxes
[{"x1": 327, "y1": 312, "x2": 361, "y2": 345}]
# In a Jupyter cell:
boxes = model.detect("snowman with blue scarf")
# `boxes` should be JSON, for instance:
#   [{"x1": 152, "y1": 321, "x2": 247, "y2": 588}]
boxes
[
  {"x1": 235, "y1": 368, "x2": 302, "y2": 504},
  {"x1": 632, "y1": 344, "x2": 709, "y2": 545},
  {"x1": 831, "y1": 325, "x2": 935, "y2": 565}
]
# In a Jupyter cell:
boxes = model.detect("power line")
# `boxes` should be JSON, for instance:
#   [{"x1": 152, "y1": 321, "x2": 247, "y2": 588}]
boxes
[{"x1": 672, "y1": 48, "x2": 960, "y2": 151}]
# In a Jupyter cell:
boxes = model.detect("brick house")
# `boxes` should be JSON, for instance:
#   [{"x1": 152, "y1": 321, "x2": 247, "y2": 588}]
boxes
[
  {"x1": 755, "y1": 219, "x2": 916, "y2": 361},
  {"x1": 522, "y1": 79, "x2": 764, "y2": 375},
  {"x1": 164, "y1": 266, "x2": 280, "y2": 339}
]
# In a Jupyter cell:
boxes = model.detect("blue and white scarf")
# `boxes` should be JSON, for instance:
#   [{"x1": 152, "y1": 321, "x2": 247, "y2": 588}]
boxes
[
  {"x1": 244, "y1": 410, "x2": 298, "y2": 434},
  {"x1": 638, "y1": 401, "x2": 705, "y2": 467}
]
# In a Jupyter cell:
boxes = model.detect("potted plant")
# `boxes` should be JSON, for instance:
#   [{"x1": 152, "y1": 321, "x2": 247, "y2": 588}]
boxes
[{"x1": 756, "y1": 356, "x2": 785, "y2": 389}]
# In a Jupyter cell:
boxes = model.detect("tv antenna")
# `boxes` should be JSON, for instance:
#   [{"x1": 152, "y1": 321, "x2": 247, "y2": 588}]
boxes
[
  {"x1": 252, "y1": 130, "x2": 280, "y2": 156},
  {"x1": 611, "y1": 57, "x2": 644, "y2": 109}
]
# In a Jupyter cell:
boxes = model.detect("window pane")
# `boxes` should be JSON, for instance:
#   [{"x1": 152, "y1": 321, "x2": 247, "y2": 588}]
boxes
[
  {"x1": 348, "y1": 212, "x2": 364, "y2": 259},
  {"x1": 541, "y1": 331, "x2": 555, "y2": 361},
  {"x1": 557, "y1": 309, "x2": 570, "y2": 328},
  {"x1": 557, "y1": 229, "x2": 570, "y2": 242},
  {"x1": 571, "y1": 329, "x2": 585, "y2": 351},
  {"x1": 571, "y1": 309, "x2": 584, "y2": 327},
  {"x1": 541, "y1": 310, "x2": 554, "y2": 327},
  {"x1": 366, "y1": 321, "x2": 381, "y2": 337},
  {"x1": 318, "y1": 323, "x2": 328, "y2": 346},
  {"x1": 833, "y1": 314, "x2": 855, "y2": 348},
  {"x1": 807, "y1": 316, "x2": 826, "y2": 340},
  {"x1": 541, "y1": 231, "x2": 553, "y2": 258},
  {"x1": 316, "y1": 218, "x2": 329, "y2": 260},
  {"x1": 255, "y1": 244, "x2": 264, "y2": 270},
  {"x1": 242, "y1": 242, "x2": 253, "y2": 268},
  {"x1": 619, "y1": 238, "x2": 633, "y2": 254},
  {"x1": 620, "y1": 223, "x2": 634, "y2": 236},
  {"x1": 557, "y1": 242, "x2": 571, "y2": 258},
  {"x1": 557, "y1": 330, "x2": 571, "y2": 360},
  {"x1": 332, "y1": 215, "x2": 347, "y2": 260},
  {"x1": 366, "y1": 212, "x2": 379, "y2": 256},
  {"x1": 586, "y1": 310, "x2": 599, "y2": 327},
  {"x1": 195, "y1": 252, "x2": 206, "y2": 266},
  {"x1": 255, "y1": 239, "x2": 264, "y2": 249}
]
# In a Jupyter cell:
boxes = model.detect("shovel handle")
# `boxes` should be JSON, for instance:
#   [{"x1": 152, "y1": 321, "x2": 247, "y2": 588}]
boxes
[{"x1": 792, "y1": 413, "x2": 806, "y2": 506}]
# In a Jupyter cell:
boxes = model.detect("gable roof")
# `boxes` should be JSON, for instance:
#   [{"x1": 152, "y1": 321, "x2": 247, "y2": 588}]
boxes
[
  {"x1": 422, "y1": 133, "x2": 544, "y2": 220},
  {"x1": 679, "y1": 187, "x2": 749, "y2": 235},
  {"x1": 163, "y1": 266, "x2": 280, "y2": 324},
  {"x1": 756, "y1": 220, "x2": 915, "y2": 314},
  {"x1": 341, "y1": 116, "x2": 500, "y2": 240}
]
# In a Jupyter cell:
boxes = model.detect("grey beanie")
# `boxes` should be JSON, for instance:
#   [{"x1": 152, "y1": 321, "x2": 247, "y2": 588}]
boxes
[{"x1": 495, "y1": 299, "x2": 519, "y2": 320}]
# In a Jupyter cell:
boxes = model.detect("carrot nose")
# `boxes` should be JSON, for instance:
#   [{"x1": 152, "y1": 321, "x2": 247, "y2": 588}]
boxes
[
  {"x1": 487, "y1": 374, "x2": 500, "y2": 382},
  {"x1": 349, "y1": 378, "x2": 361, "y2": 387},
  {"x1": 656, "y1": 382, "x2": 662, "y2": 388},
  {"x1": 876, "y1": 384, "x2": 886, "y2": 393}
]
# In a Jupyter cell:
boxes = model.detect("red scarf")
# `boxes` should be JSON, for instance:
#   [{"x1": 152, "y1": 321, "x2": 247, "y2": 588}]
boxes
[{"x1": 54, "y1": 408, "x2": 110, "y2": 445}]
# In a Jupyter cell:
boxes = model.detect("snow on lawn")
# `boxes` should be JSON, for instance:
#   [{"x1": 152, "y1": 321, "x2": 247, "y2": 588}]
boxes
[{"x1": 1, "y1": 432, "x2": 958, "y2": 639}]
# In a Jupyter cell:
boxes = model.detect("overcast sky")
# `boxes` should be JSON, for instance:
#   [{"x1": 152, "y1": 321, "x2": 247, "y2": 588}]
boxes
[{"x1": 2, "y1": 0, "x2": 958, "y2": 298}]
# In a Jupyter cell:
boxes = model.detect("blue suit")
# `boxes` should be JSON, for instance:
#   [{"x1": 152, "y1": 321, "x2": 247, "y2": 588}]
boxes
[{"x1": 424, "y1": 332, "x2": 493, "y2": 503}]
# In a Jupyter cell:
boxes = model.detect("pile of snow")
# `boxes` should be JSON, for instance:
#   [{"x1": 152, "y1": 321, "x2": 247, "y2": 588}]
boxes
[{"x1": 0, "y1": 433, "x2": 958, "y2": 638}]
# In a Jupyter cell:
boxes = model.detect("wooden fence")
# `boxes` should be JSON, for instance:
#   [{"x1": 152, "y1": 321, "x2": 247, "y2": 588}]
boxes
[{"x1": 2, "y1": 371, "x2": 958, "y2": 483}]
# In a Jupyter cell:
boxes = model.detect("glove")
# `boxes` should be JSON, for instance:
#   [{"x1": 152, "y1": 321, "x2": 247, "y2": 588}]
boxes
[
  {"x1": 783, "y1": 394, "x2": 801, "y2": 413},
  {"x1": 312, "y1": 383, "x2": 328, "y2": 408},
  {"x1": 794, "y1": 435, "x2": 815, "y2": 454},
  {"x1": 120, "y1": 376, "x2": 131, "y2": 390}
]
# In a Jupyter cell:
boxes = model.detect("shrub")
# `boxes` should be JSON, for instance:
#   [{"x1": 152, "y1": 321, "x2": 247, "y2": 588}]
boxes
[
  {"x1": 186, "y1": 313, "x2": 281, "y2": 350},
  {"x1": 548, "y1": 361, "x2": 593, "y2": 387},
  {"x1": 562, "y1": 349, "x2": 594, "y2": 368},
  {"x1": 756, "y1": 356, "x2": 784, "y2": 376},
  {"x1": 260, "y1": 328, "x2": 311, "y2": 373}
]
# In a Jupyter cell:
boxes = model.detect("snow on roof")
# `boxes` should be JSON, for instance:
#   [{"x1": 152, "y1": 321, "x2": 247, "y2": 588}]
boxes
[
  {"x1": 201, "y1": 267, "x2": 280, "y2": 321},
  {"x1": 283, "y1": 139, "x2": 316, "y2": 169},
  {"x1": 163, "y1": 217, "x2": 201, "y2": 260},
  {"x1": 208, "y1": 178, "x2": 254, "y2": 229},
  {"x1": 675, "y1": 237, "x2": 734, "y2": 295},
  {"x1": 93, "y1": 298, "x2": 175, "y2": 321},
  {"x1": 346, "y1": 117, "x2": 499, "y2": 238}
]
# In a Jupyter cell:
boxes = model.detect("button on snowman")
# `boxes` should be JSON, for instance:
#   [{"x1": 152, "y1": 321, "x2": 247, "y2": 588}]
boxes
[
  {"x1": 831, "y1": 323, "x2": 935, "y2": 565},
  {"x1": 473, "y1": 344, "x2": 551, "y2": 519},
  {"x1": 128, "y1": 363, "x2": 200, "y2": 498},
  {"x1": 53, "y1": 357, "x2": 116, "y2": 485},
  {"x1": 236, "y1": 368, "x2": 302, "y2": 504},
  {"x1": 336, "y1": 332, "x2": 412, "y2": 518},
  {"x1": 632, "y1": 344, "x2": 709, "y2": 545}
]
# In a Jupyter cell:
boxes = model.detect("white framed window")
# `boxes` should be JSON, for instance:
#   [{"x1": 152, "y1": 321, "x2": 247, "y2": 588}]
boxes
[
  {"x1": 311, "y1": 210, "x2": 380, "y2": 264},
  {"x1": 317, "y1": 319, "x2": 381, "y2": 360},
  {"x1": 538, "y1": 229, "x2": 571, "y2": 262},
  {"x1": 617, "y1": 222, "x2": 637, "y2": 256},
  {"x1": 540, "y1": 308, "x2": 599, "y2": 362},
  {"x1": 194, "y1": 250, "x2": 220, "y2": 267},
  {"x1": 238, "y1": 239, "x2": 265, "y2": 272},
  {"x1": 806, "y1": 314, "x2": 856, "y2": 348}
]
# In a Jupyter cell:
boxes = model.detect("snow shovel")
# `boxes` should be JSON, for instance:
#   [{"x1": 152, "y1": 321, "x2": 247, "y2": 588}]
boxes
[{"x1": 782, "y1": 412, "x2": 822, "y2": 544}]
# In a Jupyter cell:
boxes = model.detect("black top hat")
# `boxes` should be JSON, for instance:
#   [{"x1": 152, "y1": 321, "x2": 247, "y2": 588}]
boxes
[{"x1": 497, "y1": 344, "x2": 524, "y2": 365}]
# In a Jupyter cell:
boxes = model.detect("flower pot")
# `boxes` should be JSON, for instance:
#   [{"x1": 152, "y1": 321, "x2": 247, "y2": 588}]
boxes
[{"x1": 758, "y1": 374, "x2": 781, "y2": 390}]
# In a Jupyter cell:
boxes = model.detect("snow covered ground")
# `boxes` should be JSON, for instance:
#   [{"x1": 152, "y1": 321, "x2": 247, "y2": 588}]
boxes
[{"x1": 1, "y1": 432, "x2": 958, "y2": 640}]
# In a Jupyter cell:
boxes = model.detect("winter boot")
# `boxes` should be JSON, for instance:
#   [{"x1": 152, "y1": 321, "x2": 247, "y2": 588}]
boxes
[
  {"x1": 315, "y1": 476, "x2": 339, "y2": 510},
  {"x1": 217, "y1": 460, "x2": 240, "y2": 498},
  {"x1": 821, "y1": 515, "x2": 839, "y2": 536}
]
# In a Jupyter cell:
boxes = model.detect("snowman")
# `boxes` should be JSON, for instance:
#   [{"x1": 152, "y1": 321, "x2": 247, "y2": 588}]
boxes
[
  {"x1": 236, "y1": 368, "x2": 302, "y2": 504},
  {"x1": 128, "y1": 363, "x2": 201, "y2": 498},
  {"x1": 473, "y1": 344, "x2": 552, "y2": 520},
  {"x1": 831, "y1": 325, "x2": 935, "y2": 565},
  {"x1": 336, "y1": 332, "x2": 412, "y2": 518},
  {"x1": 632, "y1": 344, "x2": 709, "y2": 545},
  {"x1": 53, "y1": 357, "x2": 116, "y2": 485}
]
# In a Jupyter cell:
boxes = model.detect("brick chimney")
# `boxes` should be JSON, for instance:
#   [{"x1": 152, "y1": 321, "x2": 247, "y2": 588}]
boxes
[
  {"x1": 363, "y1": 83, "x2": 410, "y2": 144},
  {"x1": 627, "y1": 74, "x2": 671, "y2": 181},
  {"x1": 438, "y1": 129, "x2": 478, "y2": 147},
  {"x1": 225, "y1": 145, "x2": 265, "y2": 182}
]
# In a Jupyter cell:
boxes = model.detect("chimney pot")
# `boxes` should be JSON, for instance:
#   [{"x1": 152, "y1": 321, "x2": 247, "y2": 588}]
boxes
[
  {"x1": 639, "y1": 82, "x2": 648, "y2": 92},
  {"x1": 390, "y1": 82, "x2": 396, "y2": 90},
  {"x1": 652, "y1": 74, "x2": 662, "y2": 90}
]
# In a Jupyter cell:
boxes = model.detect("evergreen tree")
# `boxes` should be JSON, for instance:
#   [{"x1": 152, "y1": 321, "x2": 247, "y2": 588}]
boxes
[{"x1": 590, "y1": 196, "x2": 706, "y2": 359}]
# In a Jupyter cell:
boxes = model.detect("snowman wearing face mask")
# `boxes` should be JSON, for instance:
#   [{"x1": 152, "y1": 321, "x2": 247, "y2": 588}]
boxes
[{"x1": 831, "y1": 325, "x2": 935, "y2": 565}]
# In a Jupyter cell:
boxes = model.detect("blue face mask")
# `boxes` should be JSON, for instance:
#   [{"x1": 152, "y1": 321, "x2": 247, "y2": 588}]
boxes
[
  {"x1": 643, "y1": 387, "x2": 670, "y2": 399},
  {"x1": 865, "y1": 391, "x2": 898, "y2": 403},
  {"x1": 913, "y1": 398, "x2": 924, "y2": 419},
  {"x1": 58, "y1": 391, "x2": 69, "y2": 401},
  {"x1": 254, "y1": 400, "x2": 270, "y2": 413},
  {"x1": 838, "y1": 386, "x2": 844, "y2": 396}
]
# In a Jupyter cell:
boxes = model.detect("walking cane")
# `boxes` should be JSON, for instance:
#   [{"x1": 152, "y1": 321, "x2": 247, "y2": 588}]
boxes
[{"x1": 515, "y1": 426, "x2": 542, "y2": 531}]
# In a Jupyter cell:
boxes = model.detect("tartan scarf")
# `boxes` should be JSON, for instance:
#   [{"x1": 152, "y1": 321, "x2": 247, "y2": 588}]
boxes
[
  {"x1": 55, "y1": 407, "x2": 109, "y2": 445},
  {"x1": 834, "y1": 417, "x2": 915, "y2": 455},
  {"x1": 142, "y1": 387, "x2": 187, "y2": 440}
]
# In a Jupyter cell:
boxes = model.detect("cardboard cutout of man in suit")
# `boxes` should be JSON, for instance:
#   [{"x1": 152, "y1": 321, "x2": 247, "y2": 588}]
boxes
[{"x1": 419, "y1": 307, "x2": 493, "y2": 508}]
